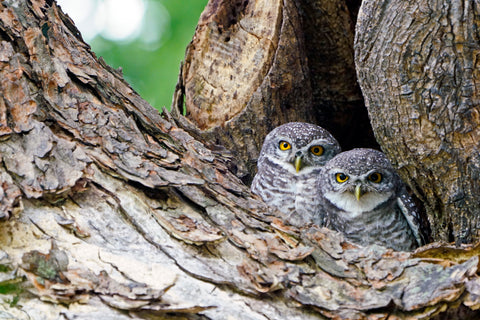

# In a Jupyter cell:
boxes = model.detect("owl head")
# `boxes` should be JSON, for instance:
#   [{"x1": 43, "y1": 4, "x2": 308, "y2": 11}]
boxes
[
  {"x1": 258, "y1": 122, "x2": 341, "y2": 175},
  {"x1": 320, "y1": 148, "x2": 402, "y2": 215}
]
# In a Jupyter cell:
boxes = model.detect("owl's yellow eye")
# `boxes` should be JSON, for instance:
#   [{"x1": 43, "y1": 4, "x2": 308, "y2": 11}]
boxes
[
  {"x1": 309, "y1": 145, "x2": 324, "y2": 156},
  {"x1": 368, "y1": 172, "x2": 383, "y2": 183},
  {"x1": 279, "y1": 141, "x2": 291, "y2": 151},
  {"x1": 335, "y1": 173, "x2": 349, "y2": 183}
]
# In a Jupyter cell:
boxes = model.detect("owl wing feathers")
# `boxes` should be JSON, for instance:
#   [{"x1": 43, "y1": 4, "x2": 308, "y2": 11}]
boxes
[{"x1": 396, "y1": 189, "x2": 425, "y2": 247}]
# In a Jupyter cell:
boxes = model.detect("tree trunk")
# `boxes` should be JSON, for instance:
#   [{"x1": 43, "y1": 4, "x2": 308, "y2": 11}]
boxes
[
  {"x1": 355, "y1": 0, "x2": 480, "y2": 244},
  {"x1": 1, "y1": 1, "x2": 480, "y2": 319}
]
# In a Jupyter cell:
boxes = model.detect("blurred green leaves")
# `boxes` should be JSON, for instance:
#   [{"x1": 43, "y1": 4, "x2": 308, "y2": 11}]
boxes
[{"x1": 58, "y1": 0, "x2": 207, "y2": 110}]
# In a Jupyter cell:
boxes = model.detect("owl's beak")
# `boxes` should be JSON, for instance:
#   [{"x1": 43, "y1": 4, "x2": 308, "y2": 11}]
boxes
[
  {"x1": 295, "y1": 155, "x2": 302, "y2": 173},
  {"x1": 354, "y1": 184, "x2": 362, "y2": 201}
]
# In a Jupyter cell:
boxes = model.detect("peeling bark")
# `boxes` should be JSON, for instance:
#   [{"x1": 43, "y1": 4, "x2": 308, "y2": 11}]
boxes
[{"x1": 0, "y1": 1, "x2": 479, "y2": 319}]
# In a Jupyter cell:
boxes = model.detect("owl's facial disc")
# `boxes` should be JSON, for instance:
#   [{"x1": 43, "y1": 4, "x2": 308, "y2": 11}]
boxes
[
  {"x1": 271, "y1": 135, "x2": 335, "y2": 174},
  {"x1": 325, "y1": 184, "x2": 392, "y2": 215},
  {"x1": 326, "y1": 168, "x2": 393, "y2": 213}
]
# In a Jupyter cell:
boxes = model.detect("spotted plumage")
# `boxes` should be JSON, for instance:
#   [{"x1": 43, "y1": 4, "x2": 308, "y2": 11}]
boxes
[
  {"x1": 319, "y1": 148, "x2": 423, "y2": 251},
  {"x1": 251, "y1": 122, "x2": 341, "y2": 226}
]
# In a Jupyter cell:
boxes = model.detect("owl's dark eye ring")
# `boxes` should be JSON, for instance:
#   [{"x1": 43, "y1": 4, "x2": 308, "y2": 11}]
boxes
[
  {"x1": 368, "y1": 172, "x2": 383, "y2": 183},
  {"x1": 335, "y1": 173, "x2": 349, "y2": 183},
  {"x1": 279, "y1": 141, "x2": 291, "y2": 151},
  {"x1": 309, "y1": 145, "x2": 324, "y2": 156}
]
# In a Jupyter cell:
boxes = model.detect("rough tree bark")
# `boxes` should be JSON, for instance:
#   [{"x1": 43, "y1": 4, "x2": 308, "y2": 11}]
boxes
[
  {"x1": 1, "y1": 0, "x2": 480, "y2": 319},
  {"x1": 355, "y1": 0, "x2": 480, "y2": 244}
]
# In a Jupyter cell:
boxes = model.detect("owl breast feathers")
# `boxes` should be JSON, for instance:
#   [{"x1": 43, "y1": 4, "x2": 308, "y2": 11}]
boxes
[
  {"x1": 319, "y1": 148, "x2": 424, "y2": 251},
  {"x1": 251, "y1": 122, "x2": 341, "y2": 227}
]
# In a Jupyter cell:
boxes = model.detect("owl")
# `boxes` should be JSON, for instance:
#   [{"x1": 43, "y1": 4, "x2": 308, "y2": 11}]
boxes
[
  {"x1": 319, "y1": 148, "x2": 423, "y2": 251},
  {"x1": 251, "y1": 122, "x2": 341, "y2": 227}
]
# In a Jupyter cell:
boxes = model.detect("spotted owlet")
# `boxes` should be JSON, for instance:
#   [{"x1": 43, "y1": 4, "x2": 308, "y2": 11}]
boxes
[
  {"x1": 251, "y1": 122, "x2": 341, "y2": 226},
  {"x1": 319, "y1": 148, "x2": 423, "y2": 251}
]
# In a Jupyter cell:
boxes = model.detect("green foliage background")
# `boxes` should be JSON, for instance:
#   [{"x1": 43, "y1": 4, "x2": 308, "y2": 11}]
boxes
[{"x1": 89, "y1": 0, "x2": 207, "y2": 111}]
